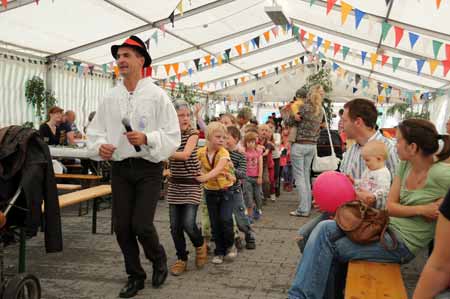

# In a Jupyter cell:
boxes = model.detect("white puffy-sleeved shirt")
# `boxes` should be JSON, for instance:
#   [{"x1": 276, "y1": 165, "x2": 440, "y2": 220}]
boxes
[
  {"x1": 355, "y1": 166, "x2": 392, "y2": 210},
  {"x1": 86, "y1": 77, "x2": 181, "y2": 162}
]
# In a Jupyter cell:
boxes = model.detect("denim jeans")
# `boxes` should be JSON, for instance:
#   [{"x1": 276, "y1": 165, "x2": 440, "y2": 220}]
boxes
[
  {"x1": 169, "y1": 204, "x2": 203, "y2": 261},
  {"x1": 297, "y1": 213, "x2": 330, "y2": 241},
  {"x1": 243, "y1": 177, "x2": 262, "y2": 210},
  {"x1": 288, "y1": 220, "x2": 415, "y2": 299},
  {"x1": 291, "y1": 144, "x2": 316, "y2": 215},
  {"x1": 232, "y1": 187, "x2": 252, "y2": 235},
  {"x1": 200, "y1": 192, "x2": 211, "y2": 239},
  {"x1": 205, "y1": 189, "x2": 235, "y2": 256}
]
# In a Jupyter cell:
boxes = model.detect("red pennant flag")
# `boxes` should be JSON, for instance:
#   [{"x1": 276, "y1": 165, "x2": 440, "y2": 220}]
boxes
[
  {"x1": 35, "y1": 0, "x2": 39, "y2": 4},
  {"x1": 381, "y1": 55, "x2": 389, "y2": 66},
  {"x1": 394, "y1": 26, "x2": 404, "y2": 48},
  {"x1": 170, "y1": 82, "x2": 176, "y2": 90},
  {"x1": 333, "y1": 43, "x2": 341, "y2": 56},
  {"x1": 300, "y1": 29, "x2": 306, "y2": 41},
  {"x1": 326, "y1": 0, "x2": 338, "y2": 14},
  {"x1": 176, "y1": 73, "x2": 181, "y2": 81},
  {"x1": 443, "y1": 60, "x2": 450, "y2": 76},
  {"x1": 235, "y1": 44, "x2": 243, "y2": 56},
  {"x1": 2, "y1": 0, "x2": 7, "y2": 8},
  {"x1": 446, "y1": 44, "x2": 450, "y2": 60}
]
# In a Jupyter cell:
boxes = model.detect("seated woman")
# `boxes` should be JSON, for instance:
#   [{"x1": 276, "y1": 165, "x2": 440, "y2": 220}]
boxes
[
  {"x1": 288, "y1": 118, "x2": 450, "y2": 299},
  {"x1": 39, "y1": 106, "x2": 75, "y2": 146},
  {"x1": 413, "y1": 187, "x2": 450, "y2": 299}
]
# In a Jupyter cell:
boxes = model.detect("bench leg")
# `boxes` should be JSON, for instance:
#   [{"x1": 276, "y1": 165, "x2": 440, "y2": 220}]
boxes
[
  {"x1": 18, "y1": 227, "x2": 26, "y2": 273},
  {"x1": 92, "y1": 198, "x2": 98, "y2": 234}
]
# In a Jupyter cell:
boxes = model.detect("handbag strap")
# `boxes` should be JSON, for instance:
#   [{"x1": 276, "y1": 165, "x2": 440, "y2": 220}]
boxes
[
  {"x1": 380, "y1": 223, "x2": 398, "y2": 251},
  {"x1": 321, "y1": 107, "x2": 336, "y2": 156}
]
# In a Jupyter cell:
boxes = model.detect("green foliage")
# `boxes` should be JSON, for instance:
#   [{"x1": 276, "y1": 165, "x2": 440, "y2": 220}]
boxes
[
  {"x1": 25, "y1": 76, "x2": 57, "y2": 121},
  {"x1": 22, "y1": 121, "x2": 35, "y2": 129},
  {"x1": 387, "y1": 103, "x2": 430, "y2": 120},
  {"x1": 171, "y1": 83, "x2": 198, "y2": 105}
]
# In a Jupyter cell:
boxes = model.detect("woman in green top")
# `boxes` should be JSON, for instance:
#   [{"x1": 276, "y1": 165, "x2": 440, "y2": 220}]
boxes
[{"x1": 288, "y1": 119, "x2": 450, "y2": 299}]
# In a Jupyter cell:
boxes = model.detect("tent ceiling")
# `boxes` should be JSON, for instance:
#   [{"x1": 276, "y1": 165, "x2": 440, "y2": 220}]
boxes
[{"x1": 1, "y1": 0, "x2": 450, "y2": 95}]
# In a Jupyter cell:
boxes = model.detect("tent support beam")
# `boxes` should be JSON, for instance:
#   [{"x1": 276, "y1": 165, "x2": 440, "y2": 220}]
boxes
[
  {"x1": 152, "y1": 21, "x2": 273, "y2": 64},
  {"x1": 298, "y1": 0, "x2": 450, "y2": 41},
  {"x1": 291, "y1": 18, "x2": 449, "y2": 84},
  {"x1": 48, "y1": 0, "x2": 235, "y2": 60},
  {"x1": 0, "y1": 0, "x2": 34, "y2": 14}
]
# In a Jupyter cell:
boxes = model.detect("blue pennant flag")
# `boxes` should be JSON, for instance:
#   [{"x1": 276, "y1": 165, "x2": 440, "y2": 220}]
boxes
[
  {"x1": 316, "y1": 36, "x2": 323, "y2": 49},
  {"x1": 416, "y1": 59, "x2": 425, "y2": 75},
  {"x1": 409, "y1": 32, "x2": 419, "y2": 49},
  {"x1": 361, "y1": 51, "x2": 367, "y2": 65},
  {"x1": 211, "y1": 58, "x2": 216, "y2": 68},
  {"x1": 332, "y1": 62, "x2": 339, "y2": 71},
  {"x1": 362, "y1": 79, "x2": 369, "y2": 89},
  {"x1": 188, "y1": 68, "x2": 193, "y2": 76},
  {"x1": 354, "y1": 9, "x2": 366, "y2": 30}
]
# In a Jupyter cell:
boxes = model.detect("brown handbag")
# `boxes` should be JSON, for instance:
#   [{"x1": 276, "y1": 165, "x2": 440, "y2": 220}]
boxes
[{"x1": 335, "y1": 200, "x2": 397, "y2": 250}]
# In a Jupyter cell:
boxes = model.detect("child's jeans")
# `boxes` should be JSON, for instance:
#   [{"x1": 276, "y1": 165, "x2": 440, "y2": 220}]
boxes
[
  {"x1": 232, "y1": 187, "x2": 252, "y2": 236},
  {"x1": 243, "y1": 177, "x2": 262, "y2": 211},
  {"x1": 282, "y1": 164, "x2": 293, "y2": 184}
]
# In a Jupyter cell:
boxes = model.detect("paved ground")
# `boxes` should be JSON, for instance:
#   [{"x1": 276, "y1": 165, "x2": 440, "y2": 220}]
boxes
[{"x1": 3, "y1": 189, "x2": 422, "y2": 299}]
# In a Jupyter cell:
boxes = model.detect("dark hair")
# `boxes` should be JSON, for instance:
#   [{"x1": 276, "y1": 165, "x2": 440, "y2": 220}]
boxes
[
  {"x1": 227, "y1": 126, "x2": 241, "y2": 140},
  {"x1": 339, "y1": 108, "x2": 344, "y2": 116},
  {"x1": 343, "y1": 98, "x2": 377, "y2": 129},
  {"x1": 398, "y1": 118, "x2": 450, "y2": 162}
]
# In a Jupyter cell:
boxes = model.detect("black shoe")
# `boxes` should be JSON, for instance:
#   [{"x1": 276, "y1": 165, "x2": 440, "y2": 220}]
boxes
[
  {"x1": 245, "y1": 232, "x2": 256, "y2": 250},
  {"x1": 152, "y1": 262, "x2": 168, "y2": 288},
  {"x1": 119, "y1": 279, "x2": 145, "y2": 298},
  {"x1": 245, "y1": 241, "x2": 256, "y2": 250}
]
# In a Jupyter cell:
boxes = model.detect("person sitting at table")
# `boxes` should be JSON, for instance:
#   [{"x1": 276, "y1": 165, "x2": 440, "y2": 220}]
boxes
[
  {"x1": 39, "y1": 106, "x2": 75, "y2": 146},
  {"x1": 65, "y1": 110, "x2": 82, "y2": 139}
]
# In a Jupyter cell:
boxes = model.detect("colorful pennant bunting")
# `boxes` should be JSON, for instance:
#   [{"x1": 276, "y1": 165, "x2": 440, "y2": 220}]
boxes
[
  {"x1": 416, "y1": 59, "x2": 425, "y2": 75},
  {"x1": 432, "y1": 40, "x2": 443, "y2": 59},
  {"x1": 342, "y1": 46, "x2": 350, "y2": 60},
  {"x1": 392, "y1": 57, "x2": 401, "y2": 72},
  {"x1": 394, "y1": 26, "x2": 404, "y2": 47},
  {"x1": 326, "y1": 0, "x2": 338, "y2": 15},
  {"x1": 409, "y1": 32, "x2": 419, "y2": 49},
  {"x1": 340, "y1": 1, "x2": 353, "y2": 25},
  {"x1": 381, "y1": 55, "x2": 389, "y2": 66},
  {"x1": 381, "y1": 22, "x2": 392, "y2": 41},
  {"x1": 429, "y1": 59, "x2": 439, "y2": 75},
  {"x1": 361, "y1": 51, "x2": 367, "y2": 65},
  {"x1": 354, "y1": 9, "x2": 365, "y2": 29}
]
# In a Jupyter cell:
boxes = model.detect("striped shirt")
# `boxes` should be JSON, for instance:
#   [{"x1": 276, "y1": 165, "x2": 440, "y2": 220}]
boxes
[
  {"x1": 167, "y1": 128, "x2": 202, "y2": 205},
  {"x1": 229, "y1": 149, "x2": 247, "y2": 188}
]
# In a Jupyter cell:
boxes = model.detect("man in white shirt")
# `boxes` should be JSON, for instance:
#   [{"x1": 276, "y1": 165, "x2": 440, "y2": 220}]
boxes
[{"x1": 87, "y1": 35, "x2": 180, "y2": 298}]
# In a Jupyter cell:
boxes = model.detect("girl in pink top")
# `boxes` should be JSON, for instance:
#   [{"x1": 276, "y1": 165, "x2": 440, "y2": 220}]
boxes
[{"x1": 243, "y1": 131, "x2": 263, "y2": 219}]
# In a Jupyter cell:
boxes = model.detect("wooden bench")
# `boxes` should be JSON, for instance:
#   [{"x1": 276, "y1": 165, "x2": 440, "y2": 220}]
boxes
[
  {"x1": 57, "y1": 184, "x2": 82, "y2": 191},
  {"x1": 43, "y1": 185, "x2": 112, "y2": 234},
  {"x1": 55, "y1": 173, "x2": 103, "y2": 180},
  {"x1": 345, "y1": 261, "x2": 407, "y2": 299}
]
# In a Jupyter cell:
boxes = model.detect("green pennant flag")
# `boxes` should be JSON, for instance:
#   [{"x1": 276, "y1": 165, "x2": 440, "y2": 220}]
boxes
[
  {"x1": 342, "y1": 46, "x2": 350, "y2": 60},
  {"x1": 381, "y1": 22, "x2": 392, "y2": 41},
  {"x1": 292, "y1": 25, "x2": 300, "y2": 38},
  {"x1": 432, "y1": 40, "x2": 443, "y2": 59},
  {"x1": 309, "y1": 0, "x2": 316, "y2": 6},
  {"x1": 392, "y1": 57, "x2": 401, "y2": 72}
]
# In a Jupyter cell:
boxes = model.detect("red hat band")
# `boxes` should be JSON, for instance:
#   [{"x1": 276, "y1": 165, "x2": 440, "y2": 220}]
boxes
[{"x1": 124, "y1": 38, "x2": 144, "y2": 48}]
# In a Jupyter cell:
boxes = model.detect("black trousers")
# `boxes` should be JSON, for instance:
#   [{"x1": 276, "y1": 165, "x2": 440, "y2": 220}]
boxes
[{"x1": 112, "y1": 158, "x2": 166, "y2": 280}]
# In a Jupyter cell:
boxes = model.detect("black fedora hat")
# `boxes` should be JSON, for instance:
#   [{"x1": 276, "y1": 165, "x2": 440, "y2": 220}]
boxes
[{"x1": 111, "y1": 35, "x2": 152, "y2": 67}]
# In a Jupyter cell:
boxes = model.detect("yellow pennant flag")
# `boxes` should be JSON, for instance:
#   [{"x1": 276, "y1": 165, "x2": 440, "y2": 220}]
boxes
[
  {"x1": 249, "y1": 95, "x2": 254, "y2": 102},
  {"x1": 370, "y1": 53, "x2": 378, "y2": 68},
  {"x1": 294, "y1": 58, "x2": 299, "y2": 65},
  {"x1": 383, "y1": 83, "x2": 388, "y2": 89},
  {"x1": 177, "y1": 0, "x2": 183, "y2": 16},
  {"x1": 378, "y1": 95, "x2": 385, "y2": 104},
  {"x1": 340, "y1": 1, "x2": 353, "y2": 25},
  {"x1": 263, "y1": 31, "x2": 271, "y2": 42},
  {"x1": 217, "y1": 55, "x2": 223, "y2": 65},
  {"x1": 324, "y1": 40, "x2": 331, "y2": 53},
  {"x1": 243, "y1": 41, "x2": 250, "y2": 53},
  {"x1": 307, "y1": 33, "x2": 315, "y2": 47},
  {"x1": 429, "y1": 59, "x2": 439, "y2": 75}
]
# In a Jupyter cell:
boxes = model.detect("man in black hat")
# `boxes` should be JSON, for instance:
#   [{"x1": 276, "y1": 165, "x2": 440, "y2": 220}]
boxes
[{"x1": 87, "y1": 35, "x2": 180, "y2": 298}]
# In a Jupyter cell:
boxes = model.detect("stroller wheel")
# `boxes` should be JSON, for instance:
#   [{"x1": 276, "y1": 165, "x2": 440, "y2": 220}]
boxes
[{"x1": 3, "y1": 273, "x2": 41, "y2": 299}]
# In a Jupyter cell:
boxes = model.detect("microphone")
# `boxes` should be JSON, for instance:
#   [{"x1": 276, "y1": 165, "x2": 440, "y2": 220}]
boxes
[{"x1": 122, "y1": 118, "x2": 141, "y2": 152}]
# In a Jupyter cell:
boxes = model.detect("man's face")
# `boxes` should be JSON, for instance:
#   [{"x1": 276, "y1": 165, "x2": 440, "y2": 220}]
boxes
[
  {"x1": 342, "y1": 108, "x2": 357, "y2": 138},
  {"x1": 116, "y1": 47, "x2": 144, "y2": 78}
]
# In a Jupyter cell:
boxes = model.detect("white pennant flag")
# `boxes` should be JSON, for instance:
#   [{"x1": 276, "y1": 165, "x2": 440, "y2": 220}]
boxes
[{"x1": 403, "y1": 58, "x2": 412, "y2": 68}]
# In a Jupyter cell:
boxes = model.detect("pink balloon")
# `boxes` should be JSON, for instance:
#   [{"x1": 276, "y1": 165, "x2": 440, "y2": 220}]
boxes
[{"x1": 312, "y1": 171, "x2": 356, "y2": 213}]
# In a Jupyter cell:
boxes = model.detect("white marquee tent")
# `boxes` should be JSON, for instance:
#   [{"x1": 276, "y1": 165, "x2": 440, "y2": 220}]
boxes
[{"x1": 1, "y1": 0, "x2": 449, "y2": 131}]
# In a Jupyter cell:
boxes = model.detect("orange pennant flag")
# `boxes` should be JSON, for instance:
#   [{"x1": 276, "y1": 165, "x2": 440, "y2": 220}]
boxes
[
  {"x1": 199, "y1": 82, "x2": 205, "y2": 90},
  {"x1": 263, "y1": 31, "x2": 271, "y2": 42},
  {"x1": 340, "y1": 1, "x2": 353, "y2": 25},
  {"x1": 235, "y1": 44, "x2": 243, "y2": 57},
  {"x1": 429, "y1": 59, "x2": 439, "y2": 75},
  {"x1": 307, "y1": 33, "x2": 315, "y2": 47},
  {"x1": 370, "y1": 53, "x2": 378, "y2": 68},
  {"x1": 240, "y1": 77, "x2": 246, "y2": 83},
  {"x1": 172, "y1": 63, "x2": 179, "y2": 74},
  {"x1": 204, "y1": 55, "x2": 211, "y2": 66},
  {"x1": 114, "y1": 66, "x2": 119, "y2": 77},
  {"x1": 262, "y1": 71, "x2": 267, "y2": 77},
  {"x1": 164, "y1": 64, "x2": 171, "y2": 76},
  {"x1": 249, "y1": 95, "x2": 254, "y2": 102},
  {"x1": 324, "y1": 40, "x2": 331, "y2": 53},
  {"x1": 243, "y1": 42, "x2": 250, "y2": 53},
  {"x1": 281, "y1": 64, "x2": 286, "y2": 71},
  {"x1": 436, "y1": 0, "x2": 442, "y2": 9}
]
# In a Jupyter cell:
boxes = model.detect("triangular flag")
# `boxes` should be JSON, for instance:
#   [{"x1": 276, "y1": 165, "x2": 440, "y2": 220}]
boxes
[
  {"x1": 164, "y1": 64, "x2": 171, "y2": 75},
  {"x1": 377, "y1": 83, "x2": 384, "y2": 95},
  {"x1": 235, "y1": 44, "x2": 242, "y2": 57},
  {"x1": 432, "y1": 40, "x2": 443, "y2": 59},
  {"x1": 2, "y1": 0, "x2": 7, "y2": 8},
  {"x1": 224, "y1": 49, "x2": 231, "y2": 61},
  {"x1": 199, "y1": 82, "x2": 204, "y2": 90},
  {"x1": 243, "y1": 41, "x2": 250, "y2": 53},
  {"x1": 193, "y1": 58, "x2": 200, "y2": 70},
  {"x1": 263, "y1": 31, "x2": 271, "y2": 42},
  {"x1": 177, "y1": 0, "x2": 183, "y2": 15},
  {"x1": 310, "y1": 0, "x2": 316, "y2": 6},
  {"x1": 378, "y1": 95, "x2": 385, "y2": 104},
  {"x1": 271, "y1": 27, "x2": 279, "y2": 37},
  {"x1": 300, "y1": 56, "x2": 305, "y2": 64},
  {"x1": 443, "y1": 60, "x2": 450, "y2": 76},
  {"x1": 362, "y1": 79, "x2": 369, "y2": 89},
  {"x1": 292, "y1": 26, "x2": 300, "y2": 38},
  {"x1": 332, "y1": 62, "x2": 339, "y2": 71},
  {"x1": 409, "y1": 32, "x2": 419, "y2": 49},
  {"x1": 355, "y1": 74, "x2": 361, "y2": 86},
  {"x1": 204, "y1": 55, "x2": 211, "y2": 66},
  {"x1": 307, "y1": 33, "x2": 315, "y2": 47},
  {"x1": 211, "y1": 57, "x2": 216, "y2": 68},
  {"x1": 326, "y1": 0, "x2": 338, "y2": 15},
  {"x1": 381, "y1": 55, "x2": 389, "y2": 66},
  {"x1": 342, "y1": 46, "x2": 350, "y2": 60},
  {"x1": 446, "y1": 44, "x2": 450, "y2": 60},
  {"x1": 340, "y1": 1, "x2": 353, "y2": 25},
  {"x1": 144, "y1": 38, "x2": 150, "y2": 49},
  {"x1": 394, "y1": 26, "x2": 404, "y2": 48},
  {"x1": 300, "y1": 29, "x2": 307, "y2": 41},
  {"x1": 354, "y1": 9, "x2": 365, "y2": 29},
  {"x1": 217, "y1": 55, "x2": 223, "y2": 65},
  {"x1": 253, "y1": 36, "x2": 260, "y2": 48},
  {"x1": 429, "y1": 59, "x2": 439, "y2": 75},
  {"x1": 370, "y1": 53, "x2": 378, "y2": 68},
  {"x1": 262, "y1": 70, "x2": 267, "y2": 77},
  {"x1": 416, "y1": 59, "x2": 425, "y2": 75},
  {"x1": 151, "y1": 31, "x2": 158, "y2": 46},
  {"x1": 381, "y1": 22, "x2": 392, "y2": 41},
  {"x1": 275, "y1": 67, "x2": 279, "y2": 75},
  {"x1": 281, "y1": 64, "x2": 286, "y2": 71},
  {"x1": 234, "y1": 78, "x2": 238, "y2": 86},
  {"x1": 392, "y1": 57, "x2": 401, "y2": 72},
  {"x1": 323, "y1": 40, "x2": 331, "y2": 53},
  {"x1": 176, "y1": 73, "x2": 181, "y2": 81},
  {"x1": 316, "y1": 36, "x2": 323, "y2": 48},
  {"x1": 102, "y1": 64, "x2": 107, "y2": 73},
  {"x1": 188, "y1": 68, "x2": 193, "y2": 76},
  {"x1": 172, "y1": 63, "x2": 179, "y2": 74},
  {"x1": 436, "y1": 0, "x2": 442, "y2": 9},
  {"x1": 353, "y1": 87, "x2": 358, "y2": 94},
  {"x1": 294, "y1": 58, "x2": 299, "y2": 65},
  {"x1": 333, "y1": 43, "x2": 341, "y2": 56},
  {"x1": 240, "y1": 77, "x2": 246, "y2": 83},
  {"x1": 361, "y1": 51, "x2": 367, "y2": 65}
]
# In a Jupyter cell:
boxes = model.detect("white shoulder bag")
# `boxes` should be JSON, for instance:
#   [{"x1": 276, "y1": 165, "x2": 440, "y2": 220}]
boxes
[{"x1": 312, "y1": 108, "x2": 340, "y2": 173}]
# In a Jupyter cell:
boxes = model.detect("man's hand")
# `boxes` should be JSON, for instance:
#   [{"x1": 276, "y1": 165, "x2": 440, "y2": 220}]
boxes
[
  {"x1": 99, "y1": 144, "x2": 116, "y2": 160},
  {"x1": 125, "y1": 131, "x2": 147, "y2": 146}
]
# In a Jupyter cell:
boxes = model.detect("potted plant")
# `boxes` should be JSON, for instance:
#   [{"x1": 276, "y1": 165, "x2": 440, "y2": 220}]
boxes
[{"x1": 25, "y1": 76, "x2": 57, "y2": 122}]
